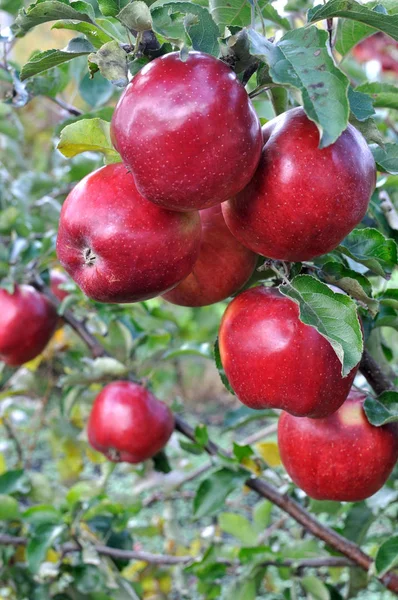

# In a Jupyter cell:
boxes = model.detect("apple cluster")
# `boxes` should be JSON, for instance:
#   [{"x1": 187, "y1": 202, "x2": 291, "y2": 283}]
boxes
[{"x1": 1, "y1": 51, "x2": 396, "y2": 502}]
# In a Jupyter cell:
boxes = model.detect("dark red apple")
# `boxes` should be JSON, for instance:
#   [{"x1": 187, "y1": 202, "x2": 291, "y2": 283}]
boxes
[
  {"x1": 87, "y1": 381, "x2": 175, "y2": 463},
  {"x1": 218, "y1": 286, "x2": 359, "y2": 418},
  {"x1": 0, "y1": 285, "x2": 58, "y2": 366},
  {"x1": 162, "y1": 205, "x2": 257, "y2": 307},
  {"x1": 111, "y1": 51, "x2": 263, "y2": 212},
  {"x1": 56, "y1": 163, "x2": 202, "y2": 303},
  {"x1": 222, "y1": 107, "x2": 376, "y2": 261},
  {"x1": 278, "y1": 389, "x2": 398, "y2": 501},
  {"x1": 50, "y1": 270, "x2": 69, "y2": 302}
]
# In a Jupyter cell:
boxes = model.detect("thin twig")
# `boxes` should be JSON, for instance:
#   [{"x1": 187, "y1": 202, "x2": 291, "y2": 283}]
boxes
[
  {"x1": 2, "y1": 416, "x2": 24, "y2": 467},
  {"x1": 0, "y1": 534, "x2": 357, "y2": 569},
  {"x1": 48, "y1": 96, "x2": 82, "y2": 117}
]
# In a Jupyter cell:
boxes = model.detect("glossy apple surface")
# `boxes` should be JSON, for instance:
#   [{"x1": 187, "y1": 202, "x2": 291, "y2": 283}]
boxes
[
  {"x1": 87, "y1": 381, "x2": 175, "y2": 463},
  {"x1": 162, "y1": 205, "x2": 257, "y2": 307},
  {"x1": 218, "y1": 286, "x2": 358, "y2": 418},
  {"x1": 111, "y1": 51, "x2": 263, "y2": 212},
  {"x1": 56, "y1": 163, "x2": 202, "y2": 303},
  {"x1": 222, "y1": 107, "x2": 376, "y2": 261},
  {"x1": 278, "y1": 390, "x2": 398, "y2": 501},
  {"x1": 50, "y1": 270, "x2": 69, "y2": 302},
  {"x1": 0, "y1": 285, "x2": 58, "y2": 366}
]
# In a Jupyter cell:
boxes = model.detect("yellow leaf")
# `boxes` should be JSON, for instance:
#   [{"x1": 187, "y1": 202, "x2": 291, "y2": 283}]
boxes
[
  {"x1": 70, "y1": 403, "x2": 84, "y2": 429},
  {"x1": 0, "y1": 452, "x2": 6, "y2": 475},
  {"x1": 121, "y1": 561, "x2": 148, "y2": 580},
  {"x1": 46, "y1": 548, "x2": 60, "y2": 563},
  {"x1": 255, "y1": 441, "x2": 281, "y2": 467},
  {"x1": 159, "y1": 574, "x2": 172, "y2": 593},
  {"x1": 85, "y1": 446, "x2": 106, "y2": 464},
  {"x1": 24, "y1": 354, "x2": 43, "y2": 371},
  {"x1": 56, "y1": 439, "x2": 84, "y2": 481},
  {"x1": 241, "y1": 456, "x2": 262, "y2": 475},
  {"x1": 14, "y1": 545, "x2": 26, "y2": 562}
]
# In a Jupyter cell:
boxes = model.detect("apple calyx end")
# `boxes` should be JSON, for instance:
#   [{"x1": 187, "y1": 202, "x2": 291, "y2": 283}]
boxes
[
  {"x1": 83, "y1": 247, "x2": 97, "y2": 267},
  {"x1": 106, "y1": 447, "x2": 121, "y2": 462}
]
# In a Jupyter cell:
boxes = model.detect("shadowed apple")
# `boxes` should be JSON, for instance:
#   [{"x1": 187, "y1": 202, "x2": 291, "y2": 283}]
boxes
[{"x1": 278, "y1": 389, "x2": 398, "y2": 501}]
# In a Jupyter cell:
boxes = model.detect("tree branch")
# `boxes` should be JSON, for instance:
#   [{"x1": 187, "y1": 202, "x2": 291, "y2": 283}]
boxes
[
  {"x1": 0, "y1": 534, "x2": 357, "y2": 569},
  {"x1": 47, "y1": 96, "x2": 83, "y2": 117},
  {"x1": 31, "y1": 285, "x2": 398, "y2": 594},
  {"x1": 359, "y1": 349, "x2": 396, "y2": 395}
]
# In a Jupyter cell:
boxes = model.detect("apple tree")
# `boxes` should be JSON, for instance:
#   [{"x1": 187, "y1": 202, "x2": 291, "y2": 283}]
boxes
[{"x1": 0, "y1": 0, "x2": 398, "y2": 598}]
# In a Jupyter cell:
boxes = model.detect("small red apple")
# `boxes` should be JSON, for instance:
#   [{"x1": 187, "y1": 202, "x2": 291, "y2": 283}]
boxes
[
  {"x1": 162, "y1": 205, "x2": 257, "y2": 307},
  {"x1": 111, "y1": 51, "x2": 263, "y2": 212},
  {"x1": 218, "y1": 286, "x2": 359, "y2": 418},
  {"x1": 222, "y1": 107, "x2": 376, "y2": 261},
  {"x1": 50, "y1": 270, "x2": 69, "y2": 302},
  {"x1": 87, "y1": 381, "x2": 175, "y2": 463},
  {"x1": 278, "y1": 389, "x2": 398, "y2": 501},
  {"x1": 56, "y1": 164, "x2": 202, "y2": 303},
  {"x1": 0, "y1": 285, "x2": 58, "y2": 366}
]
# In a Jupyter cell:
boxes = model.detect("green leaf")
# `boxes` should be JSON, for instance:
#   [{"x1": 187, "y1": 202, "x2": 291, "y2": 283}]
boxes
[
  {"x1": 348, "y1": 86, "x2": 375, "y2": 121},
  {"x1": 193, "y1": 468, "x2": 247, "y2": 519},
  {"x1": 57, "y1": 117, "x2": 121, "y2": 163},
  {"x1": 356, "y1": 82, "x2": 398, "y2": 110},
  {"x1": 163, "y1": 342, "x2": 212, "y2": 360},
  {"x1": 117, "y1": 1, "x2": 153, "y2": 31},
  {"x1": 371, "y1": 143, "x2": 398, "y2": 175},
  {"x1": 379, "y1": 288, "x2": 398, "y2": 310},
  {"x1": 0, "y1": 469, "x2": 30, "y2": 495},
  {"x1": 219, "y1": 512, "x2": 258, "y2": 545},
  {"x1": 23, "y1": 505, "x2": 62, "y2": 525},
  {"x1": 247, "y1": 27, "x2": 349, "y2": 147},
  {"x1": 27, "y1": 523, "x2": 65, "y2": 573},
  {"x1": 52, "y1": 21, "x2": 114, "y2": 49},
  {"x1": 195, "y1": 424, "x2": 209, "y2": 447},
  {"x1": 344, "y1": 502, "x2": 374, "y2": 544},
  {"x1": 301, "y1": 576, "x2": 330, "y2": 600},
  {"x1": 375, "y1": 536, "x2": 398, "y2": 576},
  {"x1": 335, "y1": 19, "x2": 374, "y2": 56},
  {"x1": 349, "y1": 115, "x2": 384, "y2": 148},
  {"x1": 12, "y1": 0, "x2": 94, "y2": 36},
  {"x1": 214, "y1": 338, "x2": 235, "y2": 395},
  {"x1": 98, "y1": 0, "x2": 120, "y2": 17},
  {"x1": 151, "y1": 1, "x2": 220, "y2": 56},
  {"x1": 0, "y1": 105, "x2": 24, "y2": 140},
  {"x1": 26, "y1": 64, "x2": 69, "y2": 98},
  {"x1": 364, "y1": 391, "x2": 398, "y2": 426},
  {"x1": 0, "y1": 495, "x2": 20, "y2": 520},
  {"x1": 308, "y1": 0, "x2": 398, "y2": 42},
  {"x1": 253, "y1": 499, "x2": 272, "y2": 531},
  {"x1": 20, "y1": 38, "x2": 94, "y2": 81},
  {"x1": 89, "y1": 41, "x2": 129, "y2": 87},
  {"x1": 79, "y1": 72, "x2": 114, "y2": 106},
  {"x1": 338, "y1": 227, "x2": 398, "y2": 277},
  {"x1": 209, "y1": 0, "x2": 290, "y2": 30},
  {"x1": 0, "y1": 0, "x2": 24, "y2": 15},
  {"x1": 279, "y1": 275, "x2": 363, "y2": 377},
  {"x1": 321, "y1": 261, "x2": 379, "y2": 316}
]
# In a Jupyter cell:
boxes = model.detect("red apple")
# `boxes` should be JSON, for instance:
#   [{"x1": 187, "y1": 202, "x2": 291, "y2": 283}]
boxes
[
  {"x1": 218, "y1": 286, "x2": 359, "y2": 418},
  {"x1": 111, "y1": 51, "x2": 263, "y2": 212},
  {"x1": 56, "y1": 163, "x2": 202, "y2": 303},
  {"x1": 278, "y1": 390, "x2": 398, "y2": 501},
  {"x1": 87, "y1": 381, "x2": 175, "y2": 463},
  {"x1": 50, "y1": 270, "x2": 70, "y2": 302},
  {"x1": 0, "y1": 285, "x2": 58, "y2": 366},
  {"x1": 162, "y1": 205, "x2": 257, "y2": 307},
  {"x1": 222, "y1": 107, "x2": 376, "y2": 261},
  {"x1": 352, "y1": 33, "x2": 398, "y2": 74}
]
